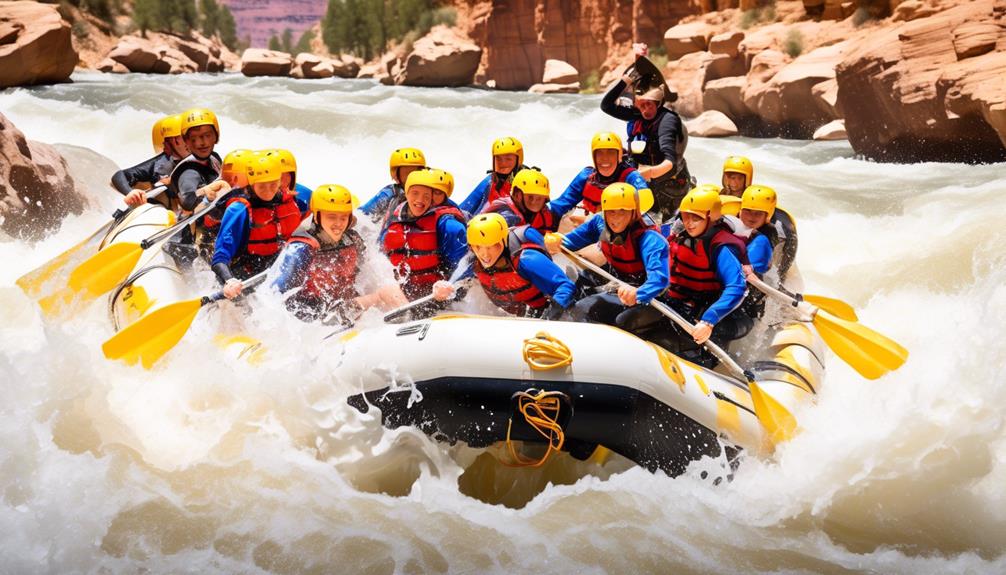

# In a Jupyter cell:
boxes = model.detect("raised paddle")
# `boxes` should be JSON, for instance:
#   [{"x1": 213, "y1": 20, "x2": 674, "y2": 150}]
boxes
[
  {"x1": 771, "y1": 284, "x2": 858, "y2": 322},
  {"x1": 17, "y1": 185, "x2": 167, "y2": 299},
  {"x1": 102, "y1": 270, "x2": 270, "y2": 369},
  {"x1": 746, "y1": 275, "x2": 908, "y2": 380},
  {"x1": 560, "y1": 246, "x2": 752, "y2": 387},
  {"x1": 38, "y1": 195, "x2": 224, "y2": 317}
]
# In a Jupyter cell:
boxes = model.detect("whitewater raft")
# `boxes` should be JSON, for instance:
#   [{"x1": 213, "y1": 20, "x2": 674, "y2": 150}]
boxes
[{"x1": 96, "y1": 203, "x2": 825, "y2": 476}]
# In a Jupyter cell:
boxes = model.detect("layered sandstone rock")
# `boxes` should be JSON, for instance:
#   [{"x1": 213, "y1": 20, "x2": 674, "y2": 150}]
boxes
[
  {"x1": 835, "y1": 0, "x2": 1006, "y2": 162},
  {"x1": 293, "y1": 53, "x2": 334, "y2": 79},
  {"x1": 0, "y1": 112, "x2": 90, "y2": 241},
  {"x1": 813, "y1": 119, "x2": 847, "y2": 140},
  {"x1": 686, "y1": 110, "x2": 739, "y2": 136},
  {"x1": 0, "y1": 1, "x2": 77, "y2": 89},
  {"x1": 663, "y1": 22, "x2": 715, "y2": 61},
  {"x1": 393, "y1": 26, "x2": 481, "y2": 87},
  {"x1": 241, "y1": 48, "x2": 294, "y2": 77},
  {"x1": 103, "y1": 32, "x2": 233, "y2": 74},
  {"x1": 456, "y1": 0, "x2": 700, "y2": 90},
  {"x1": 542, "y1": 59, "x2": 579, "y2": 84}
]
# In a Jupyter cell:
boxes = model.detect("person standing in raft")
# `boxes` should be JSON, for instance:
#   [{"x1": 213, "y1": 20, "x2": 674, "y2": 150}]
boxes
[
  {"x1": 114, "y1": 114, "x2": 189, "y2": 208},
  {"x1": 213, "y1": 154, "x2": 303, "y2": 299},
  {"x1": 361, "y1": 147, "x2": 427, "y2": 238},
  {"x1": 271, "y1": 184, "x2": 408, "y2": 324},
  {"x1": 481, "y1": 168, "x2": 562, "y2": 234},
  {"x1": 663, "y1": 189, "x2": 750, "y2": 366},
  {"x1": 544, "y1": 183, "x2": 672, "y2": 341},
  {"x1": 432, "y1": 213, "x2": 574, "y2": 319},
  {"x1": 551, "y1": 132, "x2": 650, "y2": 226},
  {"x1": 459, "y1": 137, "x2": 528, "y2": 216},
  {"x1": 601, "y1": 45, "x2": 692, "y2": 222},
  {"x1": 382, "y1": 168, "x2": 468, "y2": 301}
]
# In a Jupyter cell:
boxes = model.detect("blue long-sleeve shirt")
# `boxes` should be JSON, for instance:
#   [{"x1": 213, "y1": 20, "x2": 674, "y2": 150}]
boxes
[
  {"x1": 211, "y1": 201, "x2": 251, "y2": 267},
  {"x1": 562, "y1": 214, "x2": 669, "y2": 305},
  {"x1": 270, "y1": 241, "x2": 312, "y2": 293},
  {"x1": 701, "y1": 247, "x2": 747, "y2": 325},
  {"x1": 294, "y1": 183, "x2": 312, "y2": 215},
  {"x1": 551, "y1": 166, "x2": 650, "y2": 218},
  {"x1": 747, "y1": 233, "x2": 773, "y2": 275},
  {"x1": 360, "y1": 183, "x2": 401, "y2": 217},
  {"x1": 437, "y1": 211, "x2": 469, "y2": 277},
  {"x1": 459, "y1": 173, "x2": 492, "y2": 216}
]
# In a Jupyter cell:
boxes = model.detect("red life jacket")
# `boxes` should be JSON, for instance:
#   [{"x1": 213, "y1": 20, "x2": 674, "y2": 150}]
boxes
[
  {"x1": 667, "y1": 226, "x2": 739, "y2": 303},
  {"x1": 475, "y1": 226, "x2": 549, "y2": 316},
  {"x1": 581, "y1": 165, "x2": 636, "y2": 214},
  {"x1": 599, "y1": 220, "x2": 659, "y2": 285},
  {"x1": 383, "y1": 202, "x2": 466, "y2": 300},
  {"x1": 201, "y1": 187, "x2": 249, "y2": 230},
  {"x1": 486, "y1": 174, "x2": 513, "y2": 206},
  {"x1": 483, "y1": 196, "x2": 558, "y2": 234},
  {"x1": 287, "y1": 226, "x2": 364, "y2": 301},
  {"x1": 233, "y1": 190, "x2": 302, "y2": 257}
]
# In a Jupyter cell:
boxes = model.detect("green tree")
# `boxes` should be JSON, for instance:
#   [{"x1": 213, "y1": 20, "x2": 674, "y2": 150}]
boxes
[
  {"x1": 295, "y1": 29, "x2": 315, "y2": 54},
  {"x1": 268, "y1": 34, "x2": 282, "y2": 51},
  {"x1": 219, "y1": 6, "x2": 238, "y2": 49},
  {"x1": 200, "y1": 0, "x2": 220, "y2": 38},
  {"x1": 281, "y1": 28, "x2": 294, "y2": 53}
]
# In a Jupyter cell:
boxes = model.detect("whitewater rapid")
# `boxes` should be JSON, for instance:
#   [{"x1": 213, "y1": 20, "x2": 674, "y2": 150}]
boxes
[{"x1": 1, "y1": 72, "x2": 1005, "y2": 574}]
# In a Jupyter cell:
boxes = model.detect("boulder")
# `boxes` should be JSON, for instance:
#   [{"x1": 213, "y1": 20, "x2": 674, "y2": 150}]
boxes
[
  {"x1": 811, "y1": 77, "x2": 839, "y2": 118},
  {"x1": 240, "y1": 48, "x2": 293, "y2": 77},
  {"x1": 812, "y1": 119, "x2": 848, "y2": 140},
  {"x1": 528, "y1": 82, "x2": 580, "y2": 94},
  {"x1": 892, "y1": 0, "x2": 939, "y2": 21},
  {"x1": 746, "y1": 41, "x2": 849, "y2": 136},
  {"x1": 295, "y1": 53, "x2": 335, "y2": 79},
  {"x1": 703, "y1": 76, "x2": 751, "y2": 120},
  {"x1": 951, "y1": 21, "x2": 999, "y2": 60},
  {"x1": 663, "y1": 22, "x2": 714, "y2": 61},
  {"x1": 835, "y1": 0, "x2": 1006, "y2": 162},
  {"x1": 0, "y1": 112, "x2": 90, "y2": 241},
  {"x1": 333, "y1": 54, "x2": 362, "y2": 78},
  {"x1": 741, "y1": 49, "x2": 791, "y2": 121},
  {"x1": 107, "y1": 37, "x2": 160, "y2": 73},
  {"x1": 96, "y1": 57, "x2": 129, "y2": 74},
  {"x1": 394, "y1": 26, "x2": 481, "y2": 87},
  {"x1": 709, "y1": 31, "x2": 744, "y2": 59},
  {"x1": 151, "y1": 45, "x2": 197, "y2": 75},
  {"x1": 0, "y1": 1, "x2": 77, "y2": 88},
  {"x1": 542, "y1": 59, "x2": 579, "y2": 84},
  {"x1": 685, "y1": 110, "x2": 739, "y2": 137},
  {"x1": 665, "y1": 51, "x2": 746, "y2": 118}
]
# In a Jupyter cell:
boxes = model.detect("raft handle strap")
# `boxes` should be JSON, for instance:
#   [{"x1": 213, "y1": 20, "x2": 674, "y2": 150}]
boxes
[
  {"x1": 522, "y1": 331, "x2": 572, "y2": 371},
  {"x1": 504, "y1": 389, "x2": 570, "y2": 468}
]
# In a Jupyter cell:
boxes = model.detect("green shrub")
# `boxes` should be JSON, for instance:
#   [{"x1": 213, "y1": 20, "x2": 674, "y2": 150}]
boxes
[
  {"x1": 784, "y1": 29, "x2": 804, "y2": 58},
  {"x1": 581, "y1": 70, "x2": 600, "y2": 94}
]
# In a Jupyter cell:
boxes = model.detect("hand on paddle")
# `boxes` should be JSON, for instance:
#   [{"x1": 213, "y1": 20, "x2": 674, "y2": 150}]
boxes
[
  {"x1": 544, "y1": 232, "x2": 565, "y2": 255},
  {"x1": 223, "y1": 278, "x2": 243, "y2": 299},
  {"x1": 123, "y1": 189, "x2": 147, "y2": 207},
  {"x1": 199, "y1": 180, "x2": 230, "y2": 202},
  {"x1": 617, "y1": 284, "x2": 637, "y2": 306},
  {"x1": 692, "y1": 321, "x2": 713, "y2": 345},
  {"x1": 432, "y1": 280, "x2": 456, "y2": 302}
]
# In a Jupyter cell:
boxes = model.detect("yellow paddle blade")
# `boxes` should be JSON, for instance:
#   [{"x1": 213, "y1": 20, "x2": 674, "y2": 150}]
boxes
[
  {"x1": 102, "y1": 298, "x2": 204, "y2": 369},
  {"x1": 803, "y1": 294, "x2": 858, "y2": 322},
  {"x1": 16, "y1": 222, "x2": 112, "y2": 297},
  {"x1": 813, "y1": 310, "x2": 909, "y2": 380},
  {"x1": 67, "y1": 242, "x2": 143, "y2": 297},
  {"x1": 749, "y1": 381, "x2": 798, "y2": 446},
  {"x1": 587, "y1": 445, "x2": 612, "y2": 465}
]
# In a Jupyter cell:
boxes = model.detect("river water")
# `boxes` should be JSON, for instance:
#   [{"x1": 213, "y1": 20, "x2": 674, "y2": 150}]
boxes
[{"x1": 1, "y1": 72, "x2": 1005, "y2": 574}]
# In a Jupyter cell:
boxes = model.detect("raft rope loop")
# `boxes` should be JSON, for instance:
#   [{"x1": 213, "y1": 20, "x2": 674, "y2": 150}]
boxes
[
  {"x1": 522, "y1": 331, "x2": 573, "y2": 371},
  {"x1": 504, "y1": 390, "x2": 569, "y2": 468}
]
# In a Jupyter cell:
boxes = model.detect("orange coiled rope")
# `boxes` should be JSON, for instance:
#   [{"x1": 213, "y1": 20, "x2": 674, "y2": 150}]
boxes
[{"x1": 504, "y1": 390, "x2": 568, "y2": 468}]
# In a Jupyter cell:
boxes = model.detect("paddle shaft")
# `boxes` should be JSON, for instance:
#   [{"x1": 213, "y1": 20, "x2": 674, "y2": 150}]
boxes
[
  {"x1": 746, "y1": 275, "x2": 817, "y2": 320},
  {"x1": 202, "y1": 270, "x2": 270, "y2": 306},
  {"x1": 111, "y1": 185, "x2": 168, "y2": 221},
  {"x1": 140, "y1": 194, "x2": 222, "y2": 249},
  {"x1": 560, "y1": 246, "x2": 752, "y2": 385}
]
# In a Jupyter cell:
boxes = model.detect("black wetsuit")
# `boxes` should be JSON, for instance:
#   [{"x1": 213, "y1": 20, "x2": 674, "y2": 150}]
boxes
[
  {"x1": 110, "y1": 153, "x2": 177, "y2": 208},
  {"x1": 601, "y1": 80, "x2": 692, "y2": 221}
]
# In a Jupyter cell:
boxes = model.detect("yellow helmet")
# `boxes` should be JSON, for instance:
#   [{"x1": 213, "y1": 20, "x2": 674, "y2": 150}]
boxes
[
  {"x1": 719, "y1": 195, "x2": 742, "y2": 217},
  {"x1": 151, "y1": 117, "x2": 165, "y2": 153},
  {"x1": 159, "y1": 114, "x2": 183, "y2": 140},
  {"x1": 263, "y1": 149, "x2": 296, "y2": 174},
  {"x1": 491, "y1": 136, "x2": 524, "y2": 167},
  {"x1": 389, "y1": 148, "x2": 426, "y2": 182},
  {"x1": 600, "y1": 182, "x2": 654, "y2": 214},
  {"x1": 722, "y1": 156, "x2": 754, "y2": 187},
  {"x1": 679, "y1": 187, "x2": 722, "y2": 218},
  {"x1": 246, "y1": 154, "x2": 281, "y2": 185},
  {"x1": 741, "y1": 184, "x2": 777, "y2": 219},
  {"x1": 467, "y1": 213, "x2": 509, "y2": 247},
  {"x1": 222, "y1": 149, "x2": 253, "y2": 181},
  {"x1": 180, "y1": 107, "x2": 220, "y2": 137},
  {"x1": 405, "y1": 168, "x2": 454, "y2": 197},
  {"x1": 512, "y1": 168, "x2": 550, "y2": 197},
  {"x1": 591, "y1": 131, "x2": 623, "y2": 164},
  {"x1": 311, "y1": 184, "x2": 359, "y2": 214}
]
